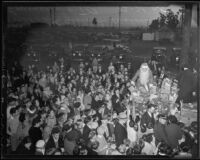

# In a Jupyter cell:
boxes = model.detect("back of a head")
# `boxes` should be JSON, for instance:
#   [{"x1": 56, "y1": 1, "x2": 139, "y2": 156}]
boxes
[
  {"x1": 180, "y1": 142, "x2": 191, "y2": 153},
  {"x1": 133, "y1": 144, "x2": 142, "y2": 155},
  {"x1": 10, "y1": 107, "x2": 17, "y2": 116},
  {"x1": 126, "y1": 147, "x2": 134, "y2": 155},
  {"x1": 145, "y1": 133, "x2": 153, "y2": 143},
  {"x1": 84, "y1": 116, "x2": 92, "y2": 124},
  {"x1": 19, "y1": 112, "x2": 26, "y2": 123},
  {"x1": 158, "y1": 142, "x2": 173, "y2": 156},
  {"x1": 32, "y1": 116, "x2": 41, "y2": 126},
  {"x1": 167, "y1": 115, "x2": 178, "y2": 124}
]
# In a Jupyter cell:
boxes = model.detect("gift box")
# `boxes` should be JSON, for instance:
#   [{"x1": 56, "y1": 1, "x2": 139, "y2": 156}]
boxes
[{"x1": 160, "y1": 78, "x2": 172, "y2": 94}]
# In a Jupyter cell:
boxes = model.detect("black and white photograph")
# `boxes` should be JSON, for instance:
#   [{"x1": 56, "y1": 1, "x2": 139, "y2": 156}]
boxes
[{"x1": 2, "y1": 1, "x2": 199, "y2": 158}]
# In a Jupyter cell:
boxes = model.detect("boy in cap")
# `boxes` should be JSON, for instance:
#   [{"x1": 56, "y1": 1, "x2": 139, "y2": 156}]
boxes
[{"x1": 45, "y1": 126, "x2": 63, "y2": 155}]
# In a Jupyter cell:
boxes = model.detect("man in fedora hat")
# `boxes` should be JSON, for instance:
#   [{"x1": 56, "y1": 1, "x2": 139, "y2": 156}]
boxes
[
  {"x1": 153, "y1": 114, "x2": 169, "y2": 146},
  {"x1": 114, "y1": 112, "x2": 128, "y2": 148}
]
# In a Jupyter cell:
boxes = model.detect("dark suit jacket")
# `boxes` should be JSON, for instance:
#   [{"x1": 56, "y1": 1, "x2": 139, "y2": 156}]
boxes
[
  {"x1": 82, "y1": 124, "x2": 91, "y2": 144},
  {"x1": 112, "y1": 94, "x2": 123, "y2": 114},
  {"x1": 114, "y1": 122, "x2": 127, "y2": 147},
  {"x1": 165, "y1": 123, "x2": 183, "y2": 149},
  {"x1": 140, "y1": 112, "x2": 155, "y2": 129},
  {"x1": 153, "y1": 121, "x2": 169, "y2": 146},
  {"x1": 176, "y1": 69, "x2": 196, "y2": 103},
  {"x1": 45, "y1": 135, "x2": 63, "y2": 154}
]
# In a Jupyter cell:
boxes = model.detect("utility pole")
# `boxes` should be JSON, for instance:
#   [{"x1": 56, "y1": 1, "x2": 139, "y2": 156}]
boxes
[
  {"x1": 119, "y1": 6, "x2": 121, "y2": 30},
  {"x1": 54, "y1": 7, "x2": 56, "y2": 26},
  {"x1": 109, "y1": 17, "x2": 112, "y2": 28},
  {"x1": 50, "y1": 8, "x2": 52, "y2": 26},
  {"x1": 147, "y1": 19, "x2": 149, "y2": 31}
]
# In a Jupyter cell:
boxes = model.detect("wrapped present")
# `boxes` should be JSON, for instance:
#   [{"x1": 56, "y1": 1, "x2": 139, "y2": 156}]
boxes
[
  {"x1": 169, "y1": 93, "x2": 178, "y2": 104},
  {"x1": 160, "y1": 93, "x2": 169, "y2": 103},
  {"x1": 149, "y1": 83, "x2": 157, "y2": 95},
  {"x1": 171, "y1": 80, "x2": 179, "y2": 95},
  {"x1": 160, "y1": 78, "x2": 172, "y2": 94}
]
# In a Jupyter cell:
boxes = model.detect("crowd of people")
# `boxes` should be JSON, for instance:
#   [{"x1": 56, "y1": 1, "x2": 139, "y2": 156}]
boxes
[{"x1": 4, "y1": 56, "x2": 198, "y2": 157}]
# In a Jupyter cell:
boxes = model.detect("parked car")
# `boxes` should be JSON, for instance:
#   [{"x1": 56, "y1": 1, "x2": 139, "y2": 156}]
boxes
[
  {"x1": 71, "y1": 49, "x2": 86, "y2": 62},
  {"x1": 151, "y1": 47, "x2": 167, "y2": 67}
]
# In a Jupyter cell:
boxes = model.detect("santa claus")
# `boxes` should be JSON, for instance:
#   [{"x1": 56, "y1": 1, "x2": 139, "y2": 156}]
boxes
[{"x1": 131, "y1": 63, "x2": 153, "y2": 92}]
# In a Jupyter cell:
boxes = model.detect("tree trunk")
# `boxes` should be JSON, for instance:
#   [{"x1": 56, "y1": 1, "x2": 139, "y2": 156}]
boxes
[{"x1": 180, "y1": 3, "x2": 193, "y2": 69}]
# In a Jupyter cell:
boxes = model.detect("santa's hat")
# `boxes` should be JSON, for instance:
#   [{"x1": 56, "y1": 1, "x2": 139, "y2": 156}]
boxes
[
  {"x1": 118, "y1": 111, "x2": 127, "y2": 120},
  {"x1": 140, "y1": 63, "x2": 149, "y2": 69}
]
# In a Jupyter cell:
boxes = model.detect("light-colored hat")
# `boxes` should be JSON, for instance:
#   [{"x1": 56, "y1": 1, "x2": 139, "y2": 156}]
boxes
[
  {"x1": 113, "y1": 113, "x2": 118, "y2": 119},
  {"x1": 36, "y1": 140, "x2": 45, "y2": 148},
  {"x1": 97, "y1": 126, "x2": 104, "y2": 135},
  {"x1": 118, "y1": 112, "x2": 127, "y2": 120}
]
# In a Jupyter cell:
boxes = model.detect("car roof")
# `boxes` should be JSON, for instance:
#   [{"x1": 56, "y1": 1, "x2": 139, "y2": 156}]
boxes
[
  {"x1": 172, "y1": 47, "x2": 181, "y2": 50},
  {"x1": 153, "y1": 47, "x2": 166, "y2": 50}
]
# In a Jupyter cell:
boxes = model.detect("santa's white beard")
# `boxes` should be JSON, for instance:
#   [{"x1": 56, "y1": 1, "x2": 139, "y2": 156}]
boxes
[{"x1": 139, "y1": 69, "x2": 150, "y2": 86}]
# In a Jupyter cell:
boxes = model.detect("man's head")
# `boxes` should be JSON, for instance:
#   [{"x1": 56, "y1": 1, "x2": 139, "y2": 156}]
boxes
[
  {"x1": 10, "y1": 107, "x2": 17, "y2": 117},
  {"x1": 158, "y1": 114, "x2": 167, "y2": 125},
  {"x1": 147, "y1": 103, "x2": 155, "y2": 114},
  {"x1": 51, "y1": 126, "x2": 61, "y2": 141}
]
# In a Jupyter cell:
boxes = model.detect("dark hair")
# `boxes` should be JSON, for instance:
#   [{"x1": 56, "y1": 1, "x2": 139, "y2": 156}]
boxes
[
  {"x1": 91, "y1": 141, "x2": 99, "y2": 150},
  {"x1": 135, "y1": 115, "x2": 140, "y2": 123},
  {"x1": 145, "y1": 133, "x2": 153, "y2": 143},
  {"x1": 22, "y1": 136, "x2": 31, "y2": 144},
  {"x1": 180, "y1": 142, "x2": 191, "y2": 152},
  {"x1": 19, "y1": 112, "x2": 26, "y2": 123},
  {"x1": 138, "y1": 138, "x2": 145, "y2": 149},
  {"x1": 84, "y1": 116, "x2": 92, "y2": 124},
  {"x1": 32, "y1": 116, "x2": 41, "y2": 126},
  {"x1": 167, "y1": 115, "x2": 178, "y2": 124},
  {"x1": 147, "y1": 103, "x2": 155, "y2": 109},
  {"x1": 53, "y1": 148, "x2": 62, "y2": 155},
  {"x1": 158, "y1": 142, "x2": 173, "y2": 156},
  {"x1": 38, "y1": 110, "x2": 46, "y2": 116},
  {"x1": 126, "y1": 147, "x2": 133, "y2": 155},
  {"x1": 73, "y1": 145, "x2": 80, "y2": 155},
  {"x1": 140, "y1": 124, "x2": 146, "y2": 133},
  {"x1": 133, "y1": 144, "x2": 142, "y2": 155},
  {"x1": 10, "y1": 107, "x2": 17, "y2": 115},
  {"x1": 15, "y1": 105, "x2": 21, "y2": 110}
]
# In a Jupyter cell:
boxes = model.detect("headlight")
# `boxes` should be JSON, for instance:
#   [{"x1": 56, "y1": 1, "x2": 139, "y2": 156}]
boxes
[
  {"x1": 73, "y1": 53, "x2": 75, "y2": 56},
  {"x1": 119, "y1": 56, "x2": 122, "y2": 59},
  {"x1": 176, "y1": 57, "x2": 179, "y2": 61}
]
